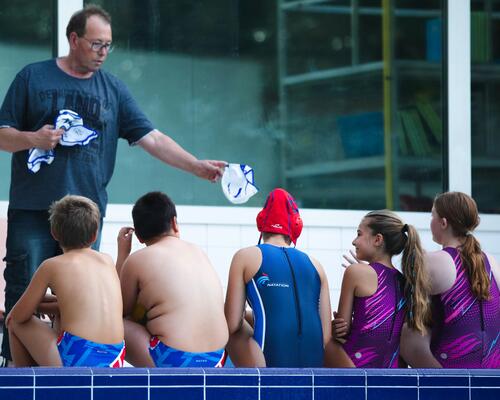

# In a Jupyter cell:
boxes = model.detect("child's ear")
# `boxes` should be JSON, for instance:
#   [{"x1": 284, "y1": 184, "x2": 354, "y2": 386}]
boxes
[
  {"x1": 441, "y1": 217, "x2": 448, "y2": 230},
  {"x1": 171, "y1": 217, "x2": 180, "y2": 236},
  {"x1": 374, "y1": 233, "x2": 384, "y2": 247},
  {"x1": 90, "y1": 230, "x2": 98, "y2": 245},
  {"x1": 134, "y1": 231, "x2": 145, "y2": 244},
  {"x1": 50, "y1": 228, "x2": 59, "y2": 242}
]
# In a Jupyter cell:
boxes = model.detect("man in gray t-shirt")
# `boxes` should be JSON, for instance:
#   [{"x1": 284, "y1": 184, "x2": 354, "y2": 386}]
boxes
[{"x1": 0, "y1": 5, "x2": 226, "y2": 364}]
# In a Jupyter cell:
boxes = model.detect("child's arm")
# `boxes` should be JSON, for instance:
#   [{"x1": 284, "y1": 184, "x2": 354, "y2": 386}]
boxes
[
  {"x1": 37, "y1": 293, "x2": 59, "y2": 316},
  {"x1": 324, "y1": 264, "x2": 362, "y2": 367},
  {"x1": 224, "y1": 250, "x2": 248, "y2": 335},
  {"x1": 425, "y1": 250, "x2": 457, "y2": 295},
  {"x1": 332, "y1": 311, "x2": 349, "y2": 342},
  {"x1": 120, "y1": 256, "x2": 140, "y2": 318},
  {"x1": 310, "y1": 257, "x2": 332, "y2": 346},
  {"x1": 486, "y1": 252, "x2": 500, "y2": 290},
  {"x1": 400, "y1": 323, "x2": 442, "y2": 368},
  {"x1": 224, "y1": 248, "x2": 267, "y2": 367},
  {"x1": 335, "y1": 263, "x2": 363, "y2": 338},
  {"x1": 7, "y1": 261, "x2": 52, "y2": 326},
  {"x1": 116, "y1": 227, "x2": 134, "y2": 277}
]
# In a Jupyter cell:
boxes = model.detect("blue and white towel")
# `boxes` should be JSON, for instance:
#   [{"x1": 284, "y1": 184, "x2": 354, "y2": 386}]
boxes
[
  {"x1": 27, "y1": 109, "x2": 98, "y2": 173},
  {"x1": 221, "y1": 163, "x2": 259, "y2": 204}
]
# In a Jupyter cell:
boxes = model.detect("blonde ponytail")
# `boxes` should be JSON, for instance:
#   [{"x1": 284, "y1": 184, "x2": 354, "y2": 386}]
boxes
[
  {"x1": 401, "y1": 224, "x2": 431, "y2": 334},
  {"x1": 364, "y1": 210, "x2": 431, "y2": 334}
]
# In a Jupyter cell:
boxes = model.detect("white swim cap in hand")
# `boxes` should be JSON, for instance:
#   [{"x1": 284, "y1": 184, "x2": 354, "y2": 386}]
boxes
[{"x1": 221, "y1": 163, "x2": 258, "y2": 204}]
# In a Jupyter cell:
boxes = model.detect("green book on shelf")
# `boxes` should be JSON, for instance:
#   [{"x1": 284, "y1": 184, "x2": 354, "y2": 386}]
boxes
[
  {"x1": 400, "y1": 110, "x2": 424, "y2": 156},
  {"x1": 416, "y1": 101, "x2": 442, "y2": 144},
  {"x1": 408, "y1": 109, "x2": 434, "y2": 155}
]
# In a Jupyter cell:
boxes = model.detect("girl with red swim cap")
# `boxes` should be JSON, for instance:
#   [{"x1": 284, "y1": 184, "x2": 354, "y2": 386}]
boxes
[{"x1": 224, "y1": 188, "x2": 332, "y2": 367}]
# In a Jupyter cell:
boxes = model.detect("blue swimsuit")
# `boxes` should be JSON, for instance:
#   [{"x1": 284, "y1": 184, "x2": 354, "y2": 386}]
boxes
[
  {"x1": 149, "y1": 337, "x2": 226, "y2": 367},
  {"x1": 57, "y1": 331, "x2": 125, "y2": 367},
  {"x1": 246, "y1": 244, "x2": 324, "y2": 367}
]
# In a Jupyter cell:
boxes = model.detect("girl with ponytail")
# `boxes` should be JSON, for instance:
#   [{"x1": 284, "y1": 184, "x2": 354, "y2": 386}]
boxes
[
  {"x1": 402, "y1": 192, "x2": 500, "y2": 368},
  {"x1": 325, "y1": 210, "x2": 430, "y2": 368}
]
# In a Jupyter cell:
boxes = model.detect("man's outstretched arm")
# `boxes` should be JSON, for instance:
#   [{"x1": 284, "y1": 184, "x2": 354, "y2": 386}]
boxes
[{"x1": 137, "y1": 130, "x2": 226, "y2": 182}]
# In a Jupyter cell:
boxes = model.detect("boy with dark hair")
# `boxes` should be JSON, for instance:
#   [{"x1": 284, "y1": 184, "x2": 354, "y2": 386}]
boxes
[
  {"x1": 116, "y1": 191, "x2": 228, "y2": 367},
  {"x1": 132, "y1": 191, "x2": 177, "y2": 240},
  {"x1": 7, "y1": 195, "x2": 125, "y2": 367}
]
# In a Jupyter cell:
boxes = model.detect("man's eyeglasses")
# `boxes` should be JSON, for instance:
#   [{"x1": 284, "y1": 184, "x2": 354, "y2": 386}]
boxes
[{"x1": 81, "y1": 37, "x2": 114, "y2": 53}]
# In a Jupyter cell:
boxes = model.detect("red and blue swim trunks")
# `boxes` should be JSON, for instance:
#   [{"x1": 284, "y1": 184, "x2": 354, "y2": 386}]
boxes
[
  {"x1": 57, "y1": 331, "x2": 125, "y2": 367},
  {"x1": 149, "y1": 336, "x2": 226, "y2": 367}
]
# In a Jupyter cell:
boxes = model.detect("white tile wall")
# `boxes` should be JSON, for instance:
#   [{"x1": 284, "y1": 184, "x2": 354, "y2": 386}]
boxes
[
  {"x1": 307, "y1": 227, "x2": 343, "y2": 251},
  {"x1": 1, "y1": 201, "x2": 500, "y2": 312},
  {"x1": 207, "y1": 225, "x2": 241, "y2": 248}
]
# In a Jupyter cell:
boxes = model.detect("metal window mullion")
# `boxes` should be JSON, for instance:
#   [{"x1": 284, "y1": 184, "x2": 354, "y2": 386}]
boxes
[
  {"x1": 57, "y1": 0, "x2": 84, "y2": 57},
  {"x1": 447, "y1": 0, "x2": 471, "y2": 194}
]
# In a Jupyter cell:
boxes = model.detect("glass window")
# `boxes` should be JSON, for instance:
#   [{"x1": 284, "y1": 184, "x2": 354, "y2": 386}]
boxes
[
  {"x1": 0, "y1": 0, "x2": 54, "y2": 201},
  {"x1": 89, "y1": 0, "x2": 277, "y2": 206},
  {"x1": 282, "y1": 0, "x2": 445, "y2": 210},
  {"x1": 88, "y1": 0, "x2": 444, "y2": 210},
  {"x1": 471, "y1": 0, "x2": 500, "y2": 213}
]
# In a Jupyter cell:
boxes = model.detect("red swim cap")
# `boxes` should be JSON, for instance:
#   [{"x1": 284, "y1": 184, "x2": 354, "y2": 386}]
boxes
[{"x1": 256, "y1": 188, "x2": 303, "y2": 244}]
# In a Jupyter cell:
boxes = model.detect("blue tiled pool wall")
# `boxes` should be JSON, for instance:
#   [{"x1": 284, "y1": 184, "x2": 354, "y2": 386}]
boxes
[{"x1": 0, "y1": 368, "x2": 499, "y2": 400}]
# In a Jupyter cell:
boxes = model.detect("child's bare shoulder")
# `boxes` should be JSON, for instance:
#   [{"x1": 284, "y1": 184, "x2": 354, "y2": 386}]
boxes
[
  {"x1": 346, "y1": 262, "x2": 373, "y2": 275},
  {"x1": 41, "y1": 253, "x2": 70, "y2": 269},
  {"x1": 424, "y1": 249, "x2": 456, "y2": 275},
  {"x1": 341, "y1": 263, "x2": 375, "y2": 285},
  {"x1": 121, "y1": 246, "x2": 158, "y2": 275},
  {"x1": 238, "y1": 245, "x2": 260, "y2": 255},
  {"x1": 35, "y1": 254, "x2": 76, "y2": 283},
  {"x1": 96, "y1": 251, "x2": 115, "y2": 266},
  {"x1": 31, "y1": 257, "x2": 58, "y2": 277},
  {"x1": 425, "y1": 249, "x2": 454, "y2": 265},
  {"x1": 232, "y1": 246, "x2": 262, "y2": 267},
  {"x1": 126, "y1": 245, "x2": 153, "y2": 262},
  {"x1": 307, "y1": 254, "x2": 327, "y2": 277}
]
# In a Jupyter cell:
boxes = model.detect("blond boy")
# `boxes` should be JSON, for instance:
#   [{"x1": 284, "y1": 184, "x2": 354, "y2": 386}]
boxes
[{"x1": 7, "y1": 195, "x2": 124, "y2": 367}]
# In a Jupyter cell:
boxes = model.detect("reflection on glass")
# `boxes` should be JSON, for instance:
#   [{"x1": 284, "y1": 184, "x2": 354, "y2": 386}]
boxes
[
  {"x1": 471, "y1": 0, "x2": 500, "y2": 213},
  {"x1": 282, "y1": 0, "x2": 444, "y2": 210},
  {"x1": 89, "y1": 0, "x2": 278, "y2": 206},
  {"x1": 0, "y1": 1, "x2": 54, "y2": 201},
  {"x1": 87, "y1": 0, "x2": 443, "y2": 210}
]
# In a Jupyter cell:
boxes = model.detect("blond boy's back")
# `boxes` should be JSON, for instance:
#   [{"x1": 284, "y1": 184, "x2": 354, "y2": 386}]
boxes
[
  {"x1": 7, "y1": 195, "x2": 125, "y2": 367},
  {"x1": 48, "y1": 248, "x2": 123, "y2": 344}
]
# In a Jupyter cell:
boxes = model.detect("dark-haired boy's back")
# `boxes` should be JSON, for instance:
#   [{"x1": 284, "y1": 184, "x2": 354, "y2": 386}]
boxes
[
  {"x1": 120, "y1": 236, "x2": 228, "y2": 360},
  {"x1": 118, "y1": 191, "x2": 228, "y2": 367}
]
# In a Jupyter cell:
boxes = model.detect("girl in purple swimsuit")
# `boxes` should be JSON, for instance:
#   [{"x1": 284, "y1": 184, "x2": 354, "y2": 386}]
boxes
[
  {"x1": 401, "y1": 192, "x2": 500, "y2": 368},
  {"x1": 325, "y1": 210, "x2": 431, "y2": 368}
]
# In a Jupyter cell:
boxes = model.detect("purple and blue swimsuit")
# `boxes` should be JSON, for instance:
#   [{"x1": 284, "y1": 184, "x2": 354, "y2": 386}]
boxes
[
  {"x1": 430, "y1": 247, "x2": 500, "y2": 368},
  {"x1": 343, "y1": 262, "x2": 406, "y2": 368}
]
